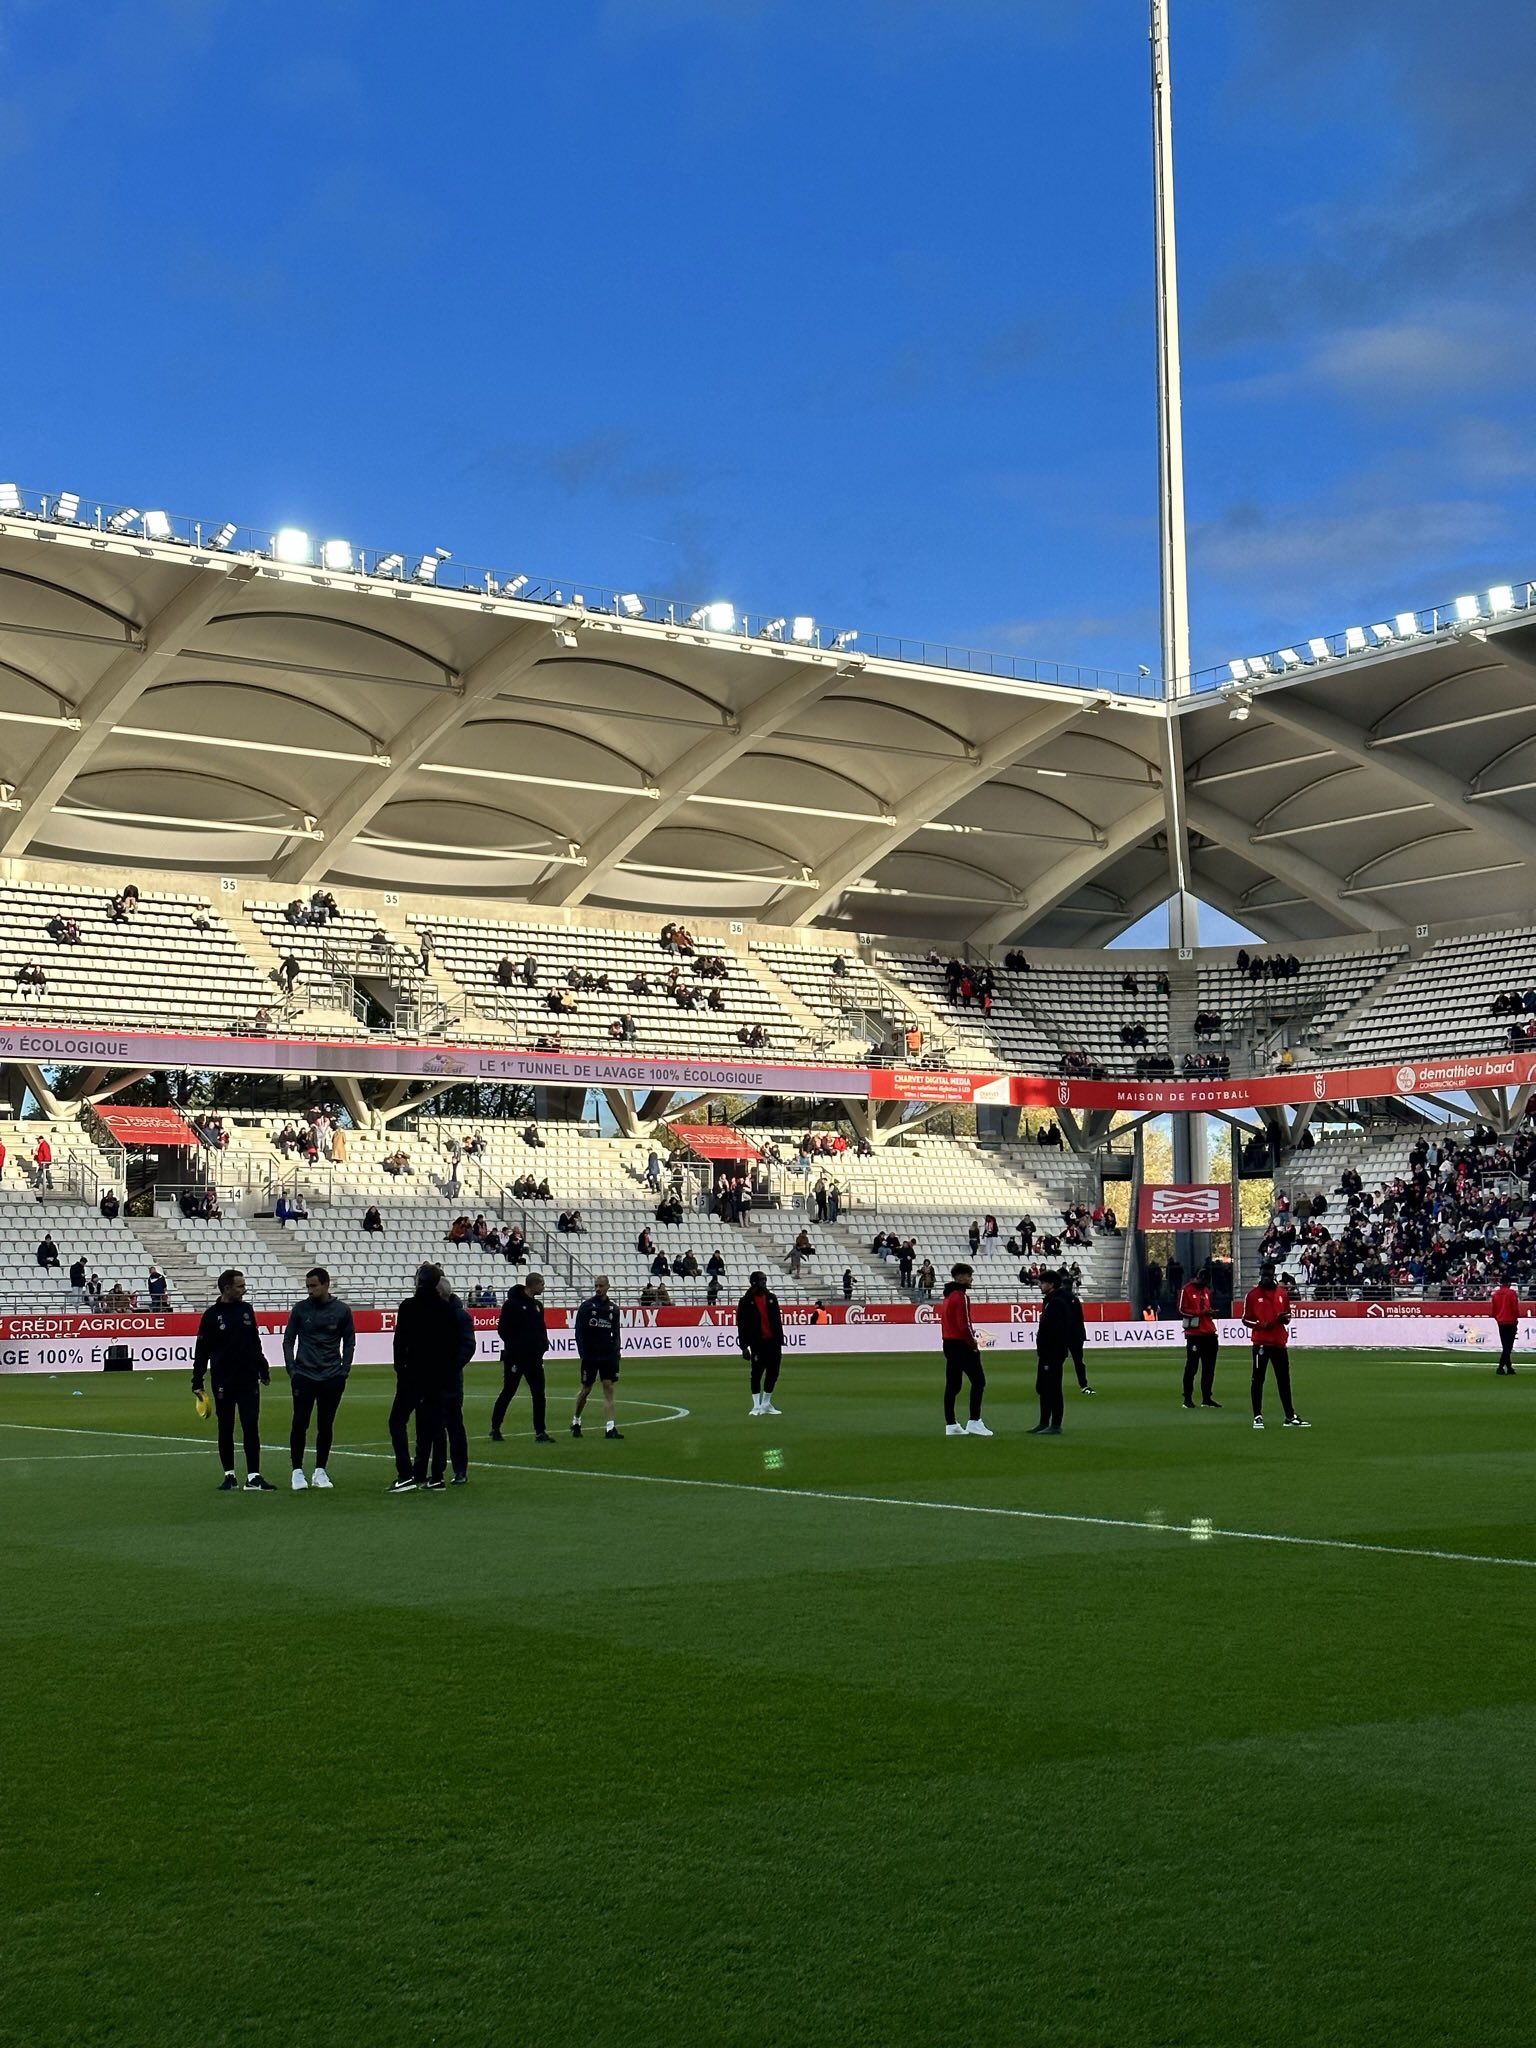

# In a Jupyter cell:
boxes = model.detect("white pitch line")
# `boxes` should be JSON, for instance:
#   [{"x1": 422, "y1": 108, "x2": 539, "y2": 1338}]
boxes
[
  {"x1": 0, "y1": 1448, "x2": 205, "y2": 1463},
  {"x1": 5, "y1": 1419, "x2": 1533, "y2": 1573}
]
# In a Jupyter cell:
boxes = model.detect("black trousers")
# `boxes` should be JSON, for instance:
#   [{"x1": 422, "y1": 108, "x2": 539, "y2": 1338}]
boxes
[
  {"x1": 1071, "y1": 1343, "x2": 1089, "y2": 1390},
  {"x1": 439, "y1": 1391, "x2": 468, "y2": 1480},
  {"x1": 389, "y1": 1373, "x2": 444, "y2": 1481},
  {"x1": 747, "y1": 1343, "x2": 782, "y2": 1396},
  {"x1": 942, "y1": 1339, "x2": 985, "y2": 1423},
  {"x1": 1183, "y1": 1332, "x2": 1219, "y2": 1403},
  {"x1": 1497, "y1": 1322, "x2": 1517, "y2": 1371},
  {"x1": 1036, "y1": 1355, "x2": 1064, "y2": 1429},
  {"x1": 214, "y1": 1379, "x2": 262, "y2": 1473},
  {"x1": 1250, "y1": 1344, "x2": 1295, "y2": 1419},
  {"x1": 492, "y1": 1357, "x2": 547, "y2": 1433},
  {"x1": 289, "y1": 1376, "x2": 345, "y2": 1467}
]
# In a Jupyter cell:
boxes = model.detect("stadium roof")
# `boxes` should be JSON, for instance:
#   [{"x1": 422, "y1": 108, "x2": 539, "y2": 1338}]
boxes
[{"x1": 0, "y1": 488, "x2": 1532, "y2": 952}]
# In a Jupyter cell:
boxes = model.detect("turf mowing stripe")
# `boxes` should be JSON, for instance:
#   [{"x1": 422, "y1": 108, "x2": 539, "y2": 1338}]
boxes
[{"x1": 6, "y1": 1419, "x2": 1533, "y2": 1576}]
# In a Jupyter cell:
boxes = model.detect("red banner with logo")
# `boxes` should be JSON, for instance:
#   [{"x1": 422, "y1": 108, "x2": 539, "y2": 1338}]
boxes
[{"x1": 1137, "y1": 1183, "x2": 1233, "y2": 1230}]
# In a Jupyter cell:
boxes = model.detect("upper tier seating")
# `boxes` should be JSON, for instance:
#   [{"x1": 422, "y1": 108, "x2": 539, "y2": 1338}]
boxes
[
  {"x1": 0, "y1": 882, "x2": 273, "y2": 1032},
  {"x1": 1329, "y1": 929, "x2": 1536, "y2": 1066},
  {"x1": 878, "y1": 954, "x2": 1170, "y2": 1072},
  {"x1": 1199, "y1": 949, "x2": 1405, "y2": 1049},
  {"x1": 751, "y1": 943, "x2": 922, "y2": 1043},
  {"x1": 409, "y1": 915, "x2": 803, "y2": 1056}
]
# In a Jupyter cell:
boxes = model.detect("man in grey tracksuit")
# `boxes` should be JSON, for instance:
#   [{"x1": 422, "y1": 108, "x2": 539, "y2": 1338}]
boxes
[{"x1": 283, "y1": 1266, "x2": 356, "y2": 1490}]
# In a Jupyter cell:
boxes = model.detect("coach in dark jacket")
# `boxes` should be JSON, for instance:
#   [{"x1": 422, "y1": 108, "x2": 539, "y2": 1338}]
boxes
[
  {"x1": 572, "y1": 1277, "x2": 623, "y2": 1439},
  {"x1": 389, "y1": 1263, "x2": 476, "y2": 1490},
  {"x1": 491, "y1": 1275, "x2": 552, "y2": 1443},
  {"x1": 1029, "y1": 1271, "x2": 1076, "y2": 1437}
]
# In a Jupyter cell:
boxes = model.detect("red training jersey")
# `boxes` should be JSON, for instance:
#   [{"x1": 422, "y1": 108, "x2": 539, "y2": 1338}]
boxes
[
  {"x1": 1242, "y1": 1283, "x2": 1291, "y2": 1348},
  {"x1": 938, "y1": 1285, "x2": 976, "y2": 1346},
  {"x1": 1178, "y1": 1281, "x2": 1215, "y2": 1337},
  {"x1": 1491, "y1": 1283, "x2": 1520, "y2": 1326}
]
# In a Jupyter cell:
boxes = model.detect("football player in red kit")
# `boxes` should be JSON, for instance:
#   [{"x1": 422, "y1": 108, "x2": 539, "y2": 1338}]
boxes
[
  {"x1": 1491, "y1": 1278, "x2": 1520, "y2": 1375},
  {"x1": 1241, "y1": 1260, "x2": 1308, "y2": 1431},
  {"x1": 1178, "y1": 1263, "x2": 1221, "y2": 1410}
]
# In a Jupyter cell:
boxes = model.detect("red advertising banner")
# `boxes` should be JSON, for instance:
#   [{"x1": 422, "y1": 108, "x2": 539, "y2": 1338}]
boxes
[
  {"x1": 1014, "y1": 1050, "x2": 1536, "y2": 1113},
  {"x1": 1137, "y1": 1183, "x2": 1233, "y2": 1230}
]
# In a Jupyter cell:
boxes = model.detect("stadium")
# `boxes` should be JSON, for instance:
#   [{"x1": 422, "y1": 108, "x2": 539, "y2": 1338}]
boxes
[{"x1": 5, "y1": 8, "x2": 1536, "y2": 2048}]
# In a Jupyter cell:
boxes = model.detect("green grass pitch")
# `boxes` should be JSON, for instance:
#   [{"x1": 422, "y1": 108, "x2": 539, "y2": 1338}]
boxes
[{"x1": 2, "y1": 1346, "x2": 1533, "y2": 2048}]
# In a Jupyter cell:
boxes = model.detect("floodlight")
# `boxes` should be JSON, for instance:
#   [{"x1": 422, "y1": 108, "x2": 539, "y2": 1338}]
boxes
[
  {"x1": 1138, "y1": 663, "x2": 1152, "y2": 679},
  {"x1": 504, "y1": 574, "x2": 529, "y2": 597},
  {"x1": 553, "y1": 627, "x2": 579, "y2": 649},
  {"x1": 759, "y1": 617, "x2": 786, "y2": 639},
  {"x1": 1369, "y1": 623, "x2": 1392, "y2": 645},
  {"x1": 374, "y1": 553, "x2": 404, "y2": 579},
  {"x1": 208, "y1": 522, "x2": 239, "y2": 550},
  {"x1": 321, "y1": 539, "x2": 354, "y2": 572},
  {"x1": 1245, "y1": 658, "x2": 1271, "y2": 680},
  {"x1": 1394, "y1": 612, "x2": 1419, "y2": 639},
  {"x1": 1344, "y1": 626, "x2": 1368, "y2": 654},
  {"x1": 142, "y1": 509, "x2": 174, "y2": 542},
  {"x1": 1229, "y1": 702, "x2": 1251, "y2": 722},
  {"x1": 790, "y1": 616, "x2": 816, "y2": 644},
  {"x1": 412, "y1": 554, "x2": 439, "y2": 584},
  {"x1": 1278, "y1": 648, "x2": 1302, "y2": 669},
  {"x1": 0, "y1": 483, "x2": 22, "y2": 515},
  {"x1": 686, "y1": 602, "x2": 735, "y2": 632},
  {"x1": 1454, "y1": 594, "x2": 1481, "y2": 622},
  {"x1": 1228, "y1": 660, "x2": 1247, "y2": 683},
  {"x1": 1307, "y1": 638, "x2": 1331, "y2": 662},
  {"x1": 1487, "y1": 584, "x2": 1516, "y2": 615},
  {"x1": 107, "y1": 507, "x2": 140, "y2": 533},
  {"x1": 830, "y1": 630, "x2": 859, "y2": 650},
  {"x1": 53, "y1": 492, "x2": 80, "y2": 523},
  {"x1": 274, "y1": 527, "x2": 311, "y2": 564},
  {"x1": 617, "y1": 593, "x2": 645, "y2": 618}
]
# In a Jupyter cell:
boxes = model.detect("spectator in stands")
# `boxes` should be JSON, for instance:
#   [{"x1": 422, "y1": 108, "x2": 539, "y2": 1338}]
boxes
[
  {"x1": 982, "y1": 1215, "x2": 999, "y2": 1254},
  {"x1": 787, "y1": 1229, "x2": 814, "y2": 1277},
  {"x1": 83, "y1": 1272, "x2": 102, "y2": 1310},
  {"x1": 1155, "y1": 969, "x2": 1170, "y2": 996},
  {"x1": 841, "y1": 1266, "x2": 855, "y2": 1302},
  {"x1": 535, "y1": 1178, "x2": 552, "y2": 1201},
  {"x1": 191, "y1": 909, "x2": 212, "y2": 934},
  {"x1": 738, "y1": 1024, "x2": 769, "y2": 1049},
  {"x1": 1121, "y1": 972, "x2": 1138, "y2": 994},
  {"x1": 369, "y1": 928, "x2": 391, "y2": 955},
  {"x1": 45, "y1": 914, "x2": 80, "y2": 945},
  {"x1": 640, "y1": 1281, "x2": 659, "y2": 1306},
  {"x1": 650, "y1": 1251, "x2": 670, "y2": 1280},
  {"x1": 898, "y1": 1240, "x2": 916, "y2": 1287},
  {"x1": 706, "y1": 1249, "x2": 726, "y2": 1280},
  {"x1": 284, "y1": 898, "x2": 307, "y2": 926},
  {"x1": 1003, "y1": 951, "x2": 1030, "y2": 972},
  {"x1": 36, "y1": 1233, "x2": 59, "y2": 1269},
  {"x1": 277, "y1": 954, "x2": 301, "y2": 995},
  {"x1": 275, "y1": 1193, "x2": 294, "y2": 1227},
  {"x1": 147, "y1": 1268, "x2": 168, "y2": 1307},
  {"x1": 68, "y1": 1254, "x2": 87, "y2": 1303},
  {"x1": 609, "y1": 1015, "x2": 639, "y2": 1041},
  {"x1": 674, "y1": 1249, "x2": 699, "y2": 1279},
  {"x1": 482, "y1": 1226, "x2": 503, "y2": 1256},
  {"x1": 104, "y1": 1282, "x2": 131, "y2": 1311},
  {"x1": 16, "y1": 960, "x2": 47, "y2": 994},
  {"x1": 967, "y1": 1220, "x2": 982, "y2": 1257},
  {"x1": 108, "y1": 893, "x2": 131, "y2": 923},
  {"x1": 496, "y1": 956, "x2": 517, "y2": 987},
  {"x1": 523, "y1": 1123, "x2": 544, "y2": 1149},
  {"x1": 446, "y1": 1216, "x2": 471, "y2": 1244},
  {"x1": 99, "y1": 1189, "x2": 120, "y2": 1220},
  {"x1": 504, "y1": 1228, "x2": 526, "y2": 1265},
  {"x1": 917, "y1": 1257, "x2": 936, "y2": 1301},
  {"x1": 470, "y1": 1214, "x2": 488, "y2": 1243},
  {"x1": 637, "y1": 1226, "x2": 656, "y2": 1256},
  {"x1": 199, "y1": 1187, "x2": 222, "y2": 1220},
  {"x1": 33, "y1": 1136, "x2": 52, "y2": 1188},
  {"x1": 290, "y1": 1191, "x2": 309, "y2": 1222},
  {"x1": 656, "y1": 1189, "x2": 683, "y2": 1226}
]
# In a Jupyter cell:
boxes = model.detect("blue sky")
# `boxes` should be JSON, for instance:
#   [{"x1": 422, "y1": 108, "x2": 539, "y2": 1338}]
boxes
[{"x1": 3, "y1": 0, "x2": 1532, "y2": 767}]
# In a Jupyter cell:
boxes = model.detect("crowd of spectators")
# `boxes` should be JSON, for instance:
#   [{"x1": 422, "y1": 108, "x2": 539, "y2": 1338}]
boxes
[
  {"x1": 1262, "y1": 1120, "x2": 1536, "y2": 1298},
  {"x1": 284, "y1": 890, "x2": 340, "y2": 928},
  {"x1": 273, "y1": 1110, "x2": 347, "y2": 1165},
  {"x1": 1235, "y1": 948, "x2": 1301, "y2": 980},
  {"x1": 1182, "y1": 1052, "x2": 1231, "y2": 1077}
]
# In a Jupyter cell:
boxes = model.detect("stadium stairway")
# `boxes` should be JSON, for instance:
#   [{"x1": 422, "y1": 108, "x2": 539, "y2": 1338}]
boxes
[
  {"x1": 732, "y1": 952, "x2": 831, "y2": 1053},
  {"x1": 246, "y1": 1215, "x2": 325, "y2": 1293},
  {"x1": 127, "y1": 1214, "x2": 222, "y2": 1308},
  {"x1": 1311, "y1": 941, "x2": 1430, "y2": 1060},
  {"x1": 1163, "y1": 955, "x2": 1201, "y2": 1060}
]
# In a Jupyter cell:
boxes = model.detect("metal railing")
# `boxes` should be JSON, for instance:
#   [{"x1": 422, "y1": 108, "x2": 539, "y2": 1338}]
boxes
[
  {"x1": 1186, "y1": 576, "x2": 1536, "y2": 698},
  {"x1": 0, "y1": 483, "x2": 1150, "y2": 699}
]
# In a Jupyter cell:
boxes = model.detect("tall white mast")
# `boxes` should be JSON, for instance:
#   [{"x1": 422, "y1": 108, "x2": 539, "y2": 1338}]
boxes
[{"x1": 1151, "y1": 0, "x2": 1198, "y2": 955}]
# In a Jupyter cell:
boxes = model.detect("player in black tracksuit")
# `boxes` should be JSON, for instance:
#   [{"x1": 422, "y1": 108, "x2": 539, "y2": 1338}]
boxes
[
  {"x1": 389, "y1": 1264, "x2": 476, "y2": 1491},
  {"x1": 191, "y1": 1268, "x2": 274, "y2": 1490},
  {"x1": 736, "y1": 1270, "x2": 785, "y2": 1417},
  {"x1": 1063, "y1": 1275, "x2": 1093, "y2": 1394},
  {"x1": 491, "y1": 1274, "x2": 553, "y2": 1442},
  {"x1": 572, "y1": 1277, "x2": 623, "y2": 1439},
  {"x1": 1029, "y1": 1271, "x2": 1075, "y2": 1435}
]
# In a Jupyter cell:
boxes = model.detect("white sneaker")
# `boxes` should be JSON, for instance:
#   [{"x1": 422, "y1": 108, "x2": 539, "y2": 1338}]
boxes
[
  {"x1": 945, "y1": 1422, "x2": 966, "y2": 1436},
  {"x1": 749, "y1": 1397, "x2": 764, "y2": 1417},
  {"x1": 761, "y1": 1400, "x2": 782, "y2": 1416},
  {"x1": 290, "y1": 1469, "x2": 308, "y2": 1490},
  {"x1": 965, "y1": 1419, "x2": 994, "y2": 1437},
  {"x1": 1282, "y1": 1416, "x2": 1311, "y2": 1429},
  {"x1": 1252, "y1": 1416, "x2": 1265, "y2": 1430},
  {"x1": 311, "y1": 1467, "x2": 334, "y2": 1488}
]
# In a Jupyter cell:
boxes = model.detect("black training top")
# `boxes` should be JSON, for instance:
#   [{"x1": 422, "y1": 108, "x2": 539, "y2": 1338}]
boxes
[{"x1": 192, "y1": 1299, "x2": 267, "y2": 1389}]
